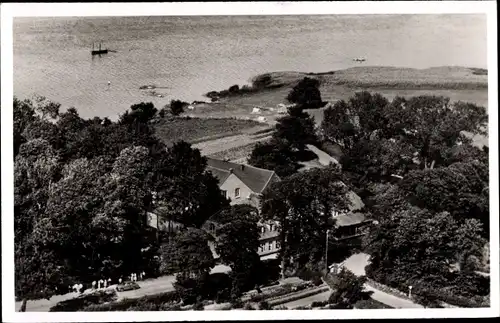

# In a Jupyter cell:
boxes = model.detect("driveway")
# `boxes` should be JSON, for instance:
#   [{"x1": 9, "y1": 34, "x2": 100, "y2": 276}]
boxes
[{"x1": 342, "y1": 253, "x2": 423, "y2": 309}]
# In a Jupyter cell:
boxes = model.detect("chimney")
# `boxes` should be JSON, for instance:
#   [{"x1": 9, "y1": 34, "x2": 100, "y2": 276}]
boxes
[
  {"x1": 240, "y1": 165, "x2": 245, "y2": 171},
  {"x1": 229, "y1": 168, "x2": 233, "y2": 174}
]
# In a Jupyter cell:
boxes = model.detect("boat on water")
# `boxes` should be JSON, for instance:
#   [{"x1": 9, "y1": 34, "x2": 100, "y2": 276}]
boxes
[
  {"x1": 353, "y1": 58, "x2": 366, "y2": 62},
  {"x1": 91, "y1": 42, "x2": 108, "y2": 56}
]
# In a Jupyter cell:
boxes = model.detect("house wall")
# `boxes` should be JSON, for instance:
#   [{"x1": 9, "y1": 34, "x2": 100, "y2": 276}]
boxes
[
  {"x1": 258, "y1": 238, "x2": 280, "y2": 256},
  {"x1": 219, "y1": 173, "x2": 255, "y2": 206}
]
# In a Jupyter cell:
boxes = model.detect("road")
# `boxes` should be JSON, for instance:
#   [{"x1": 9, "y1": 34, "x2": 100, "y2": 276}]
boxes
[
  {"x1": 342, "y1": 253, "x2": 423, "y2": 309},
  {"x1": 16, "y1": 264, "x2": 231, "y2": 312}
]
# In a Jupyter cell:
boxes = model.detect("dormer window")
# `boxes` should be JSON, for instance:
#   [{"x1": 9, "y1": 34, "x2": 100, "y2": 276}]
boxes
[
  {"x1": 235, "y1": 188, "x2": 240, "y2": 198},
  {"x1": 261, "y1": 226, "x2": 266, "y2": 234}
]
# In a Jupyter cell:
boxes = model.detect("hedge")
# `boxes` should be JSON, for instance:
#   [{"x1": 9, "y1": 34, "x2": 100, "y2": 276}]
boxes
[
  {"x1": 82, "y1": 290, "x2": 180, "y2": 311},
  {"x1": 269, "y1": 287, "x2": 330, "y2": 307},
  {"x1": 49, "y1": 290, "x2": 117, "y2": 312}
]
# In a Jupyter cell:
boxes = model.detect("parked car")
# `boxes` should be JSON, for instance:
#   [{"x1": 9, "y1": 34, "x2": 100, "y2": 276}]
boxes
[{"x1": 116, "y1": 282, "x2": 141, "y2": 292}]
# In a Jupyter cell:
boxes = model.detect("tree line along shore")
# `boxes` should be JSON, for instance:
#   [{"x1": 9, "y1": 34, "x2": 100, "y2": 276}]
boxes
[{"x1": 13, "y1": 65, "x2": 489, "y2": 311}]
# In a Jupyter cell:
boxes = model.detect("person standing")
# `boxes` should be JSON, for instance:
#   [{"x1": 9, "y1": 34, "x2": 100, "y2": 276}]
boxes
[{"x1": 103, "y1": 279, "x2": 107, "y2": 288}]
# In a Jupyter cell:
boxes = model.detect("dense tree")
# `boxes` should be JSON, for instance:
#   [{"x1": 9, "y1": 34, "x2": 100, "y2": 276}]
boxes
[
  {"x1": 323, "y1": 93, "x2": 488, "y2": 179},
  {"x1": 248, "y1": 139, "x2": 299, "y2": 177},
  {"x1": 320, "y1": 100, "x2": 359, "y2": 150},
  {"x1": 161, "y1": 228, "x2": 215, "y2": 279},
  {"x1": 287, "y1": 77, "x2": 324, "y2": 109},
  {"x1": 119, "y1": 102, "x2": 158, "y2": 125},
  {"x1": 364, "y1": 206, "x2": 486, "y2": 293},
  {"x1": 261, "y1": 165, "x2": 351, "y2": 275},
  {"x1": 400, "y1": 160, "x2": 489, "y2": 237},
  {"x1": 327, "y1": 268, "x2": 371, "y2": 309},
  {"x1": 169, "y1": 100, "x2": 188, "y2": 116},
  {"x1": 15, "y1": 139, "x2": 64, "y2": 310},
  {"x1": 152, "y1": 141, "x2": 229, "y2": 228},
  {"x1": 214, "y1": 205, "x2": 261, "y2": 294},
  {"x1": 340, "y1": 137, "x2": 416, "y2": 183},
  {"x1": 273, "y1": 106, "x2": 318, "y2": 152}
]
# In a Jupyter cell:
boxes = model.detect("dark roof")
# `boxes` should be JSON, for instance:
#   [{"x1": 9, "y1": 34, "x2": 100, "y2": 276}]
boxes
[
  {"x1": 206, "y1": 157, "x2": 278, "y2": 193},
  {"x1": 334, "y1": 212, "x2": 370, "y2": 227},
  {"x1": 260, "y1": 229, "x2": 280, "y2": 241}
]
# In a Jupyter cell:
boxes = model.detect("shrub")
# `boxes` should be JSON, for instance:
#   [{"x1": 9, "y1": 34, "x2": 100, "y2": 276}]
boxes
[
  {"x1": 193, "y1": 301, "x2": 204, "y2": 311},
  {"x1": 231, "y1": 298, "x2": 243, "y2": 309},
  {"x1": 269, "y1": 287, "x2": 330, "y2": 307},
  {"x1": 174, "y1": 276, "x2": 205, "y2": 305},
  {"x1": 82, "y1": 291, "x2": 180, "y2": 311},
  {"x1": 204, "y1": 273, "x2": 232, "y2": 302},
  {"x1": 243, "y1": 303, "x2": 255, "y2": 310},
  {"x1": 169, "y1": 100, "x2": 188, "y2": 116},
  {"x1": 259, "y1": 301, "x2": 271, "y2": 310},
  {"x1": 354, "y1": 298, "x2": 393, "y2": 309},
  {"x1": 50, "y1": 290, "x2": 117, "y2": 312},
  {"x1": 311, "y1": 301, "x2": 328, "y2": 308}
]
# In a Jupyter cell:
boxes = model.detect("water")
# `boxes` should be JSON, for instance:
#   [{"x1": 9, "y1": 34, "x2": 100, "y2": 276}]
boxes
[{"x1": 14, "y1": 15, "x2": 487, "y2": 120}]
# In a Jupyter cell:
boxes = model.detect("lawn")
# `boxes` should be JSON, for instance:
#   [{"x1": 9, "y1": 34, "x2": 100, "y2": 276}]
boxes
[{"x1": 153, "y1": 116, "x2": 264, "y2": 146}]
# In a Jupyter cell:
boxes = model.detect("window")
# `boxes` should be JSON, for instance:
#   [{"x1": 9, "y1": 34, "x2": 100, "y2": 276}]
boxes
[
  {"x1": 269, "y1": 224, "x2": 274, "y2": 231},
  {"x1": 259, "y1": 244, "x2": 264, "y2": 253},
  {"x1": 222, "y1": 190, "x2": 227, "y2": 198},
  {"x1": 235, "y1": 188, "x2": 240, "y2": 198},
  {"x1": 268, "y1": 243, "x2": 272, "y2": 251},
  {"x1": 261, "y1": 226, "x2": 266, "y2": 234},
  {"x1": 276, "y1": 241, "x2": 281, "y2": 249}
]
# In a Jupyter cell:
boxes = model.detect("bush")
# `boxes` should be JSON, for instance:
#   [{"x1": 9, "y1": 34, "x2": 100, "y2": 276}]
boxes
[
  {"x1": 243, "y1": 303, "x2": 255, "y2": 310},
  {"x1": 193, "y1": 301, "x2": 204, "y2": 311},
  {"x1": 270, "y1": 287, "x2": 330, "y2": 307},
  {"x1": 174, "y1": 276, "x2": 205, "y2": 305},
  {"x1": 311, "y1": 301, "x2": 328, "y2": 308},
  {"x1": 259, "y1": 300, "x2": 271, "y2": 310},
  {"x1": 169, "y1": 100, "x2": 188, "y2": 116},
  {"x1": 354, "y1": 298, "x2": 393, "y2": 309},
  {"x1": 204, "y1": 273, "x2": 232, "y2": 302},
  {"x1": 82, "y1": 290, "x2": 180, "y2": 311},
  {"x1": 231, "y1": 298, "x2": 243, "y2": 309},
  {"x1": 50, "y1": 290, "x2": 117, "y2": 312}
]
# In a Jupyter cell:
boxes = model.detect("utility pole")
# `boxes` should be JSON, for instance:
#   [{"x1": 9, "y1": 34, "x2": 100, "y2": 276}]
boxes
[{"x1": 325, "y1": 229, "x2": 330, "y2": 274}]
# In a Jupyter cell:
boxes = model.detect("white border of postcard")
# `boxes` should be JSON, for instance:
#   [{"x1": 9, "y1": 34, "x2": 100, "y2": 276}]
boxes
[{"x1": 2, "y1": 1, "x2": 499, "y2": 321}]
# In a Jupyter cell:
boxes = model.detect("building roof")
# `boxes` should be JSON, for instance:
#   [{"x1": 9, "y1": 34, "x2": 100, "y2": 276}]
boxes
[
  {"x1": 347, "y1": 190, "x2": 365, "y2": 211},
  {"x1": 206, "y1": 157, "x2": 278, "y2": 194},
  {"x1": 334, "y1": 212, "x2": 370, "y2": 227}
]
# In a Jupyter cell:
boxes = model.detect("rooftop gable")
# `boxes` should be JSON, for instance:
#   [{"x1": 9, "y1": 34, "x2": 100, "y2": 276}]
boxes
[{"x1": 206, "y1": 157, "x2": 278, "y2": 194}]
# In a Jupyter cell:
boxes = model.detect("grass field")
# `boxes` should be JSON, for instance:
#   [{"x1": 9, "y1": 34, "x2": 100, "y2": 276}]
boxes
[
  {"x1": 153, "y1": 117, "x2": 265, "y2": 146},
  {"x1": 169, "y1": 66, "x2": 488, "y2": 159},
  {"x1": 189, "y1": 66, "x2": 488, "y2": 124}
]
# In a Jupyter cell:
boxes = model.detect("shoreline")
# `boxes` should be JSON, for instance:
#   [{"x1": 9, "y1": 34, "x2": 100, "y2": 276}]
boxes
[{"x1": 206, "y1": 66, "x2": 488, "y2": 101}]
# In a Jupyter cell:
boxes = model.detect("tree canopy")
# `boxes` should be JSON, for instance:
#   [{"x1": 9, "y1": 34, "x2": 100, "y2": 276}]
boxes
[
  {"x1": 287, "y1": 77, "x2": 324, "y2": 109},
  {"x1": 13, "y1": 97, "x2": 225, "y2": 309},
  {"x1": 261, "y1": 165, "x2": 351, "y2": 273}
]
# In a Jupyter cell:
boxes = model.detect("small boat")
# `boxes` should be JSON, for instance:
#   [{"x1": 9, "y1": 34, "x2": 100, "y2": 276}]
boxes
[
  {"x1": 353, "y1": 58, "x2": 366, "y2": 62},
  {"x1": 91, "y1": 42, "x2": 108, "y2": 56}
]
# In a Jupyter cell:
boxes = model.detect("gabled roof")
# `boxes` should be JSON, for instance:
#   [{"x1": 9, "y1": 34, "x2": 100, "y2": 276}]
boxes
[
  {"x1": 334, "y1": 212, "x2": 369, "y2": 227},
  {"x1": 206, "y1": 157, "x2": 279, "y2": 194}
]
